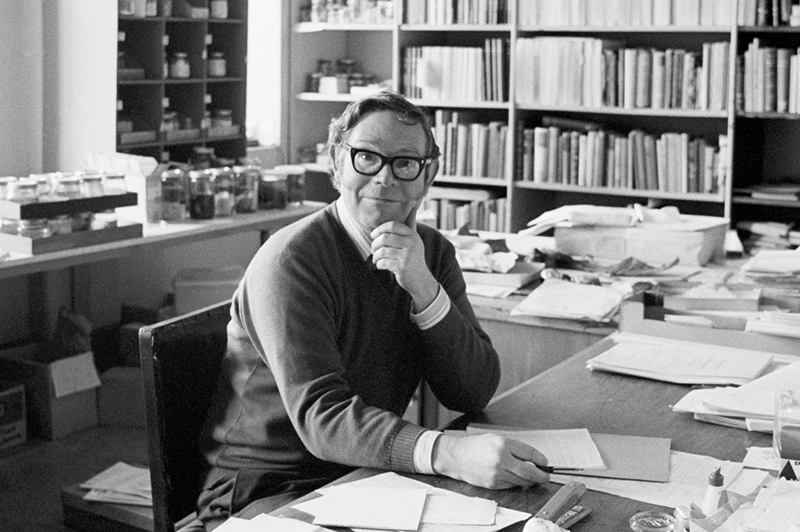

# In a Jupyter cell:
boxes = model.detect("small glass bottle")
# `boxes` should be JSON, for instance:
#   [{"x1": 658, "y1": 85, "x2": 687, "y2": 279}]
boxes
[
  {"x1": 161, "y1": 169, "x2": 188, "y2": 221},
  {"x1": 211, "y1": 109, "x2": 233, "y2": 128},
  {"x1": 188, "y1": 170, "x2": 215, "y2": 219},
  {"x1": 258, "y1": 172, "x2": 288, "y2": 210},
  {"x1": 0, "y1": 176, "x2": 19, "y2": 235},
  {"x1": 104, "y1": 174, "x2": 128, "y2": 195},
  {"x1": 81, "y1": 173, "x2": 106, "y2": 197},
  {"x1": 207, "y1": 51, "x2": 227, "y2": 77},
  {"x1": 212, "y1": 167, "x2": 235, "y2": 217},
  {"x1": 17, "y1": 218, "x2": 51, "y2": 239},
  {"x1": 54, "y1": 174, "x2": 83, "y2": 199},
  {"x1": 7, "y1": 178, "x2": 39, "y2": 204},
  {"x1": 169, "y1": 52, "x2": 190, "y2": 78},
  {"x1": 233, "y1": 165, "x2": 260, "y2": 213}
]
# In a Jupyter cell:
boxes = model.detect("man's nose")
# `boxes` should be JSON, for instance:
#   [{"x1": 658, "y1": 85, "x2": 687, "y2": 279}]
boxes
[{"x1": 373, "y1": 163, "x2": 396, "y2": 186}]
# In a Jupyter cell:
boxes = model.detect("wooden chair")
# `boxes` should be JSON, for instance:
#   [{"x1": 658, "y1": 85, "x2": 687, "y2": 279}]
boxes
[{"x1": 139, "y1": 301, "x2": 231, "y2": 532}]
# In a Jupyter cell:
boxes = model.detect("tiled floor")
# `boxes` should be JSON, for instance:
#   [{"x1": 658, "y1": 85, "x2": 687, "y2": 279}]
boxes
[{"x1": 0, "y1": 426, "x2": 148, "y2": 532}]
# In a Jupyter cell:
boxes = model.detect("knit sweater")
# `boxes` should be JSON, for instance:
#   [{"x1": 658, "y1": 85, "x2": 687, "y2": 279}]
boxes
[{"x1": 199, "y1": 203, "x2": 500, "y2": 484}]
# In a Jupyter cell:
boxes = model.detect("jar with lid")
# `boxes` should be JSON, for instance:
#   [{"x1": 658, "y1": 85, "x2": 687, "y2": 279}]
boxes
[
  {"x1": 81, "y1": 173, "x2": 105, "y2": 197},
  {"x1": 190, "y1": 146, "x2": 216, "y2": 169},
  {"x1": 188, "y1": 170, "x2": 215, "y2": 219},
  {"x1": 258, "y1": 171, "x2": 288, "y2": 210},
  {"x1": 29, "y1": 173, "x2": 56, "y2": 200},
  {"x1": 233, "y1": 165, "x2": 259, "y2": 213},
  {"x1": 104, "y1": 174, "x2": 128, "y2": 195},
  {"x1": 274, "y1": 165, "x2": 306, "y2": 205},
  {"x1": 208, "y1": 51, "x2": 227, "y2": 77},
  {"x1": 0, "y1": 176, "x2": 17, "y2": 200},
  {"x1": 7, "y1": 178, "x2": 39, "y2": 204},
  {"x1": 336, "y1": 58, "x2": 357, "y2": 75},
  {"x1": 54, "y1": 174, "x2": 83, "y2": 199},
  {"x1": 211, "y1": 109, "x2": 233, "y2": 128},
  {"x1": 18, "y1": 219, "x2": 51, "y2": 239},
  {"x1": 161, "y1": 110, "x2": 179, "y2": 132},
  {"x1": 161, "y1": 169, "x2": 188, "y2": 221},
  {"x1": 169, "y1": 52, "x2": 190, "y2": 78},
  {"x1": 212, "y1": 167, "x2": 235, "y2": 217}
]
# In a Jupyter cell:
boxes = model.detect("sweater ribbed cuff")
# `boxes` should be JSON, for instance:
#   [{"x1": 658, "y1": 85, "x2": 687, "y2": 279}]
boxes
[{"x1": 388, "y1": 423, "x2": 426, "y2": 473}]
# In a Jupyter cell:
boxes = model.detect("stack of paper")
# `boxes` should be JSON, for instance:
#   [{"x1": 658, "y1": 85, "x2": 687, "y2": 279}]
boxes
[
  {"x1": 216, "y1": 514, "x2": 332, "y2": 531},
  {"x1": 672, "y1": 360, "x2": 800, "y2": 432},
  {"x1": 292, "y1": 472, "x2": 530, "y2": 532},
  {"x1": 80, "y1": 462, "x2": 152, "y2": 506},
  {"x1": 511, "y1": 278, "x2": 628, "y2": 322},
  {"x1": 745, "y1": 311, "x2": 800, "y2": 339},
  {"x1": 586, "y1": 334, "x2": 774, "y2": 385}
]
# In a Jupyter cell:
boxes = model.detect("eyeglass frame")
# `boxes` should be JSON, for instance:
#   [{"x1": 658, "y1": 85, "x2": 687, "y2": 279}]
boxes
[{"x1": 343, "y1": 144, "x2": 434, "y2": 182}]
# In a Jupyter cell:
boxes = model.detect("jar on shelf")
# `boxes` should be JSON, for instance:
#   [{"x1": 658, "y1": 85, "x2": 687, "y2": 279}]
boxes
[
  {"x1": 208, "y1": 51, "x2": 227, "y2": 77},
  {"x1": 18, "y1": 219, "x2": 51, "y2": 239},
  {"x1": 212, "y1": 167, "x2": 235, "y2": 217},
  {"x1": 306, "y1": 71, "x2": 323, "y2": 92},
  {"x1": 310, "y1": 0, "x2": 328, "y2": 22},
  {"x1": 190, "y1": 146, "x2": 216, "y2": 169},
  {"x1": 273, "y1": 165, "x2": 306, "y2": 205},
  {"x1": 104, "y1": 174, "x2": 128, "y2": 195},
  {"x1": 258, "y1": 171, "x2": 288, "y2": 210},
  {"x1": 210, "y1": 0, "x2": 228, "y2": 19},
  {"x1": 317, "y1": 59, "x2": 334, "y2": 76},
  {"x1": 71, "y1": 212, "x2": 94, "y2": 232},
  {"x1": 29, "y1": 173, "x2": 56, "y2": 201},
  {"x1": 169, "y1": 52, "x2": 190, "y2": 79},
  {"x1": 336, "y1": 58, "x2": 357, "y2": 75},
  {"x1": 0, "y1": 176, "x2": 16, "y2": 199},
  {"x1": 7, "y1": 178, "x2": 39, "y2": 204},
  {"x1": 188, "y1": 170, "x2": 215, "y2": 219},
  {"x1": 160, "y1": 169, "x2": 188, "y2": 221},
  {"x1": 81, "y1": 173, "x2": 106, "y2": 197},
  {"x1": 0, "y1": 176, "x2": 19, "y2": 235},
  {"x1": 49, "y1": 214, "x2": 73, "y2": 235},
  {"x1": 211, "y1": 109, "x2": 233, "y2": 128},
  {"x1": 161, "y1": 110, "x2": 179, "y2": 132},
  {"x1": 232, "y1": 165, "x2": 259, "y2": 213},
  {"x1": 54, "y1": 174, "x2": 83, "y2": 199}
]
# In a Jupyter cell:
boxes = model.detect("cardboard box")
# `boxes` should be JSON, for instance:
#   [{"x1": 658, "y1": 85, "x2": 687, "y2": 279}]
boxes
[
  {"x1": 554, "y1": 215, "x2": 728, "y2": 266},
  {"x1": 0, "y1": 381, "x2": 26, "y2": 450},
  {"x1": 98, "y1": 367, "x2": 146, "y2": 428},
  {"x1": 0, "y1": 345, "x2": 101, "y2": 440}
]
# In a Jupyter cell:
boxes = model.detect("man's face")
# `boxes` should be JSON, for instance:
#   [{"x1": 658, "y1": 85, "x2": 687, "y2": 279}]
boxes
[{"x1": 333, "y1": 110, "x2": 435, "y2": 230}]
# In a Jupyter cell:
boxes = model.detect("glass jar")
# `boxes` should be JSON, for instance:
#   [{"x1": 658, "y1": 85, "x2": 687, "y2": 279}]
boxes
[
  {"x1": 104, "y1": 174, "x2": 128, "y2": 195},
  {"x1": 54, "y1": 175, "x2": 83, "y2": 199},
  {"x1": 18, "y1": 219, "x2": 51, "y2": 239},
  {"x1": 211, "y1": 109, "x2": 233, "y2": 128},
  {"x1": 207, "y1": 51, "x2": 227, "y2": 77},
  {"x1": 161, "y1": 169, "x2": 188, "y2": 221},
  {"x1": 259, "y1": 172, "x2": 288, "y2": 210},
  {"x1": 188, "y1": 170, "x2": 215, "y2": 219},
  {"x1": 317, "y1": 59, "x2": 334, "y2": 76},
  {"x1": 81, "y1": 174, "x2": 106, "y2": 197},
  {"x1": 210, "y1": 0, "x2": 228, "y2": 19},
  {"x1": 169, "y1": 52, "x2": 190, "y2": 78},
  {"x1": 161, "y1": 110, "x2": 179, "y2": 132},
  {"x1": 0, "y1": 176, "x2": 17, "y2": 200},
  {"x1": 212, "y1": 167, "x2": 235, "y2": 217},
  {"x1": 7, "y1": 178, "x2": 39, "y2": 204},
  {"x1": 49, "y1": 214, "x2": 73, "y2": 235},
  {"x1": 274, "y1": 165, "x2": 307, "y2": 205},
  {"x1": 190, "y1": 146, "x2": 216, "y2": 169},
  {"x1": 29, "y1": 173, "x2": 55, "y2": 200},
  {"x1": 233, "y1": 165, "x2": 259, "y2": 213}
]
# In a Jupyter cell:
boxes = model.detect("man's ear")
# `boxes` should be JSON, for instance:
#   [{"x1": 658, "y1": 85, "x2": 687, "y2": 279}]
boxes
[
  {"x1": 328, "y1": 144, "x2": 339, "y2": 174},
  {"x1": 423, "y1": 159, "x2": 440, "y2": 190}
]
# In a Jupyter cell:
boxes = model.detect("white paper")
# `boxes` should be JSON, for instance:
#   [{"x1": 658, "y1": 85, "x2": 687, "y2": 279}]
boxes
[
  {"x1": 80, "y1": 462, "x2": 151, "y2": 506},
  {"x1": 465, "y1": 427, "x2": 606, "y2": 470},
  {"x1": 744, "y1": 447, "x2": 782, "y2": 471},
  {"x1": 511, "y1": 278, "x2": 625, "y2": 322},
  {"x1": 50, "y1": 351, "x2": 102, "y2": 398},
  {"x1": 586, "y1": 334, "x2": 773, "y2": 385},
  {"x1": 311, "y1": 487, "x2": 426, "y2": 531},
  {"x1": 250, "y1": 513, "x2": 334, "y2": 531}
]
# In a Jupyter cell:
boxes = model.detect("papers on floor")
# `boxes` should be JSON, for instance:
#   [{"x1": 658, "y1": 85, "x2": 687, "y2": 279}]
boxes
[
  {"x1": 585, "y1": 333, "x2": 774, "y2": 385},
  {"x1": 510, "y1": 278, "x2": 628, "y2": 322},
  {"x1": 672, "y1": 360, "x2": 800, "y2": 430},
  {"x1": 551, "y1": 451, "x2": 766, "y2": 510},
  {"x1": 292, "y1": 471, "x2": 530, "y2": 532},
  {"x1": 80, "y1": 462, "x2": 152, "y2": 506},
  {"x1": 464, "y1": 426, "x2": 605, "y2": 470},
  {"x1": 466, "y1": 424, "x2": 671, "y2": 482}
]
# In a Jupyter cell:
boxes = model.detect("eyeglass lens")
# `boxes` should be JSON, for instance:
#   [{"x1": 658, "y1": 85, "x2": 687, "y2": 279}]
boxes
[{"x1": 350, "y1": 147, "x2": 423, "y2": 180}]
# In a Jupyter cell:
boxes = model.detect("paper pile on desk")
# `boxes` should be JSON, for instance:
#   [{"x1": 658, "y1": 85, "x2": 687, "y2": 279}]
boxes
[
  {"x1": 215, "y1": 514, "x2": 332, "y2": 531},
  {"x1": 80, "y1": 462, "x2": 151, "y2": 506},
  {"x1": 292, "y1": 472, "x2": 530, "y2": 531},
  {"x1": 672, "y1": 360, "x2": 800, "y2": 432},
  {"x1": 586, "y1": 333, "x2": 774, "y2": 385},
  {"x1": 511, "y1": 278, "x2": 628, "y2": 322}
]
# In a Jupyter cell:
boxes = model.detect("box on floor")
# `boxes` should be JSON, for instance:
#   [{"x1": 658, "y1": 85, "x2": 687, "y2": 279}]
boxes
[{"x1": 0, "y1": 344, "x2": 100, "y2": 440}]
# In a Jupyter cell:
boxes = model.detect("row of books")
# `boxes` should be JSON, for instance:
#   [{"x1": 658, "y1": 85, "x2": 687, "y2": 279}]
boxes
[
  {"x1": 519, "y1": 0, "x2": 733, "y2": 28},
  {"x1": 738, "y1": 0, "x2": 797, "y2": 27},
  {"x1": 404, "y1": 0, "x2": 508, "y2": 25},
  {"x1": 420, "y1": 188, "x2": 509, "y2": 232},
  {"x1": 433, "y1": 110, "x2": 508, "y2": 179},
  {"x1": 520, "y1": 125, "x2": 727, "y2": 194},
  {"x1": 403, "y1": 40, "x2": 509, "y2": 102},
  {"x1": 738, "y1": 39, "x2": 800, "y2": 114},
  {"x1": 737, "y1": 220, "x2": 800, "y2": 251},
  {"x1": 514, "y1": 38, "x2": 730, "y2": 111}
]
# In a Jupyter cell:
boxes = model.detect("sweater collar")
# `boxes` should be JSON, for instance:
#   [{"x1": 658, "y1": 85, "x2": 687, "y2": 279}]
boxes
[{"x1": 335, "y1": 197, "x2": 372, "y2": 261}]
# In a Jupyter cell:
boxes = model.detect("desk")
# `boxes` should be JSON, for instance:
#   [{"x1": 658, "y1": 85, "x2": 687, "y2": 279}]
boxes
[{"x1": 272, "y1": 337, "x2": 772, "y2": 531}]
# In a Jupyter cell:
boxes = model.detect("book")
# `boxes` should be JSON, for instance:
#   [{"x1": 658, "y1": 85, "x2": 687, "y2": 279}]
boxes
[{"x1": 461, "y1": 261, "x2": 544, "y2": 288}]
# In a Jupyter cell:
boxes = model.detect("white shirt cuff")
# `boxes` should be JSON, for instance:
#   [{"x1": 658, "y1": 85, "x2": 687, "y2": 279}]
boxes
[
  {"x1": 411, "y1": 284, "x2": 450, "y2": 330},
  {"x1": 412, "y1": 430, "x2": 442, "y2": 475}
]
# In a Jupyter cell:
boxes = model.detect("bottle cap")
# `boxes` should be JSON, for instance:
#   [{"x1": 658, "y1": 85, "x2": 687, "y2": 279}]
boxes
[{"x1": 708, "y1": 466, "x2": 724, "y2": 487}]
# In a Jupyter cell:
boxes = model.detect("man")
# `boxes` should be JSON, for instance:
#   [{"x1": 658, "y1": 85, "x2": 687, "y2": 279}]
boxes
[{"x1": 197, "y1": 90, "x2": 549, "y2": 529}]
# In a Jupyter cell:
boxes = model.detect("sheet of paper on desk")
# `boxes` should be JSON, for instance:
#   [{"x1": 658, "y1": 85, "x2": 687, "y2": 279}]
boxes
[
  {"x1": 551, "y1": 451, "x2": 749, "y2": 509},
  {"x1": 216, "y1": 515, "x2": 332, "y2": 532},
  {"x1": 586, "y1": 333, "x2": 773, "y2": 385},
  {"x1": 465, "y1": 427, "x2": 605, "y2": 470},
  {"x1": 311, "y1": 486, "x2": 426, "y2": 531},
  {"x1": 293, "y1": 472, "x2": 529, "y2": 532},
  {"x1": 511, "y1": 278, "x2": 626, "y2": 322}
]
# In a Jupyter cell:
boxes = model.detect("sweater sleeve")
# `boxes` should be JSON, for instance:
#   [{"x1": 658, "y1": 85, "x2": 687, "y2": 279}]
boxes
[{"x1": 235, "y1": 231, "x2": 425, "y2": 473}]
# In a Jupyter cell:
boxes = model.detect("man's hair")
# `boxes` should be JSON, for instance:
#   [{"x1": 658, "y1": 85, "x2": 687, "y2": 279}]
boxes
[{"x1": 326, "y1": 90, "x2": 440, "y2": 177}]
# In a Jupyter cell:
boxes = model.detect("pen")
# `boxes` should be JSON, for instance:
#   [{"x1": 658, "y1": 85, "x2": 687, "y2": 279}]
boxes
[{"x1": 536, "y1": 465, "x2": 583, "y2": 473}]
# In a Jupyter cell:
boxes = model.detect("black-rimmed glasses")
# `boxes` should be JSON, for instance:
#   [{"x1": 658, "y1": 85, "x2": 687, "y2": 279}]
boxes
[{"x1": 344, "y1": 144, "x2": 432, "y2": 181}]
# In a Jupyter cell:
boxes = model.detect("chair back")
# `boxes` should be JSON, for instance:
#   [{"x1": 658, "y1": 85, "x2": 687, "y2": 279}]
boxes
[{"x1": 139, "y1": 301, "x2": 230, "y2": 532}]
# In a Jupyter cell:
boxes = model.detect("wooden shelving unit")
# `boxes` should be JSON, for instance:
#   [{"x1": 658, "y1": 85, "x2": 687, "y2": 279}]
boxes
[{"x1": 116, "y1": 0, "x2": 248, "y2": 165}]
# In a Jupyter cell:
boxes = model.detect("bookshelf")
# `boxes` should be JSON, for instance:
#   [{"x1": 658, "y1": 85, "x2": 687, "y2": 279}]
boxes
[
  {"x1": 116, "y1": 0, "x2": 248, "y2": 165},
  {"x1": 284, "y1": 0, "x2": 800, "y2": 236}
]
